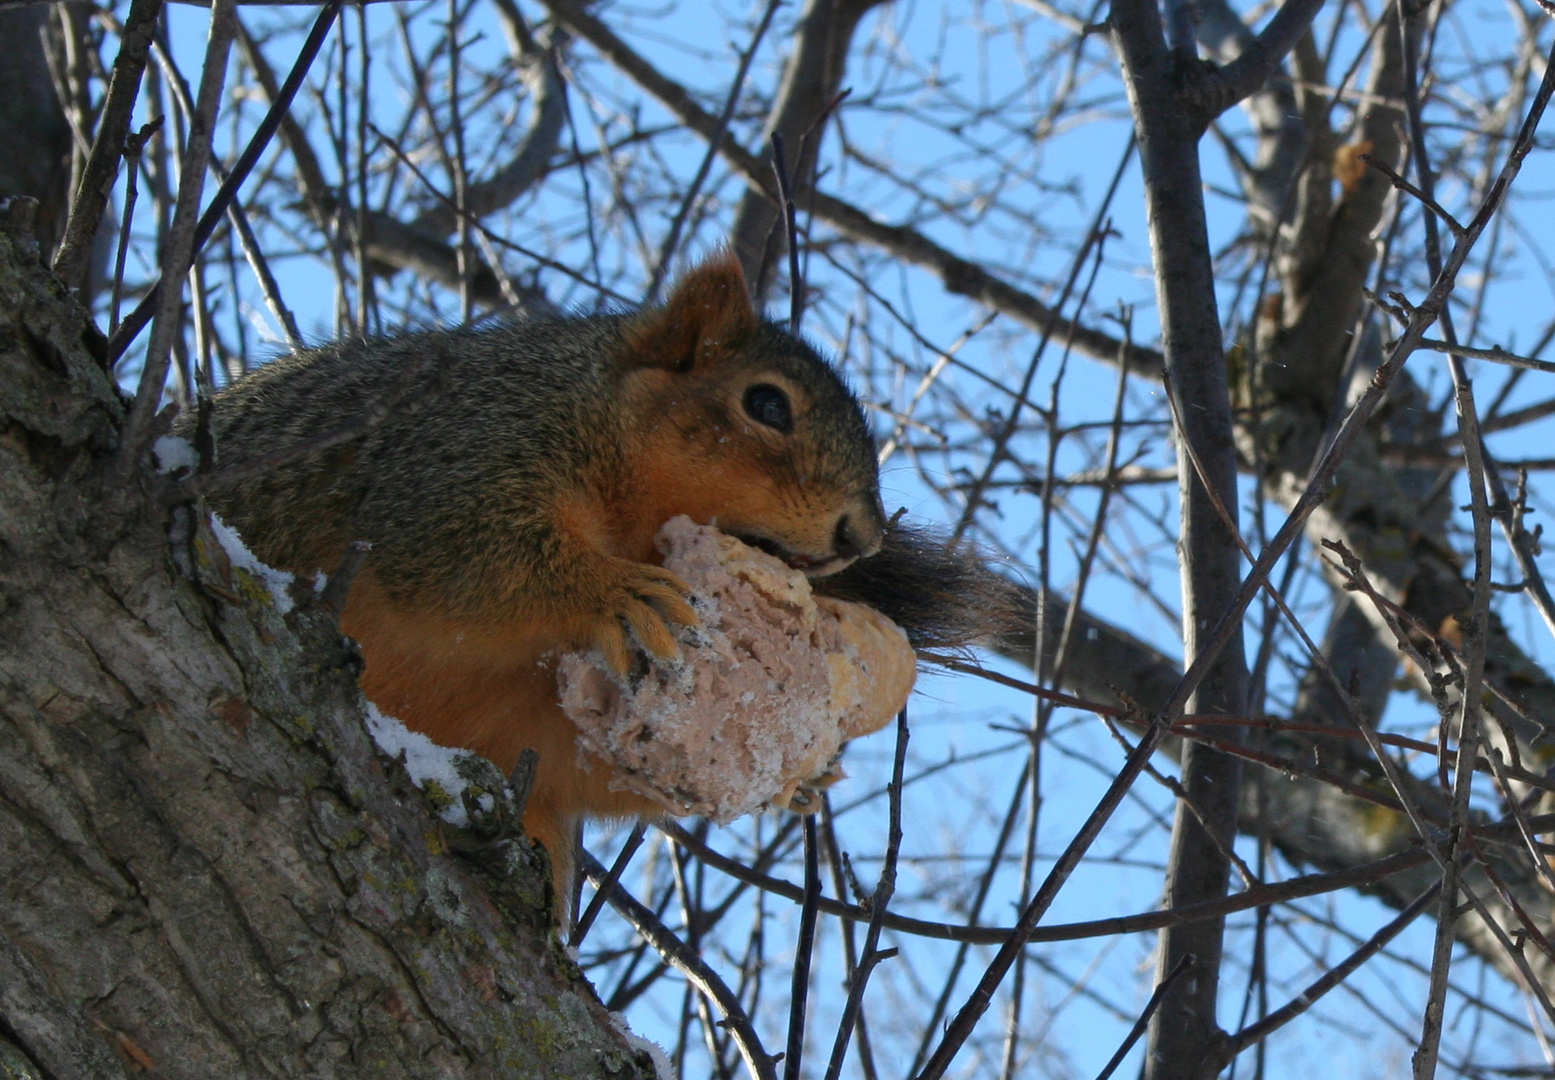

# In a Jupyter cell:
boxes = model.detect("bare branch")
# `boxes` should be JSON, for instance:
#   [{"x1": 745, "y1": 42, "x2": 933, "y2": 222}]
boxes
[
  {"x1": 51, "y1": 0, "x2": 161, "y2": 290},
  {"x1": 108, "y1": 0, "x2": 343, "y2": 364},
  {"x1": 727, "y1": 0, "x2": 888, "y2": 302},
  {"x1": 409, "y1": 13, "x2": 568, "y2": 237},
  {"x1": 1221, "y1": 882, "x2": 1442, "y2": 1060},
  {"x1": 115, "y1": 0, "x2": 239, "y2": 480},
  {"x1": 1192, "y1": 0, "x2": 1328, "y2": 121},
  {"x1": 580, "y1": 850, "x2": 778, "y2": 1080},
  {"x1": 539, "y1": 0, "x2": 1163, "y2": 377}
]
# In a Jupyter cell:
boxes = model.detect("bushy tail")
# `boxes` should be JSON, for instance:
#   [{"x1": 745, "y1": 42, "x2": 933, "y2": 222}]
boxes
[{"x1": 815, "y1": 521, "x2": 1027, "y2": 655}]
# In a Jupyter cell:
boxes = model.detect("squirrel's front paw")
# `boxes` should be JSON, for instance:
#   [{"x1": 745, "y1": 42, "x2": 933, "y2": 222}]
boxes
[{"x1": 591, "y1": 562, "x2": 699, "y2": 677}]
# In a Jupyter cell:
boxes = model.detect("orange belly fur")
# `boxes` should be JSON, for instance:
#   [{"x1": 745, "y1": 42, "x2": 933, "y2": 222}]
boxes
[{"x1": 340, "y1": 576, "x2": 661, "y2": 894}]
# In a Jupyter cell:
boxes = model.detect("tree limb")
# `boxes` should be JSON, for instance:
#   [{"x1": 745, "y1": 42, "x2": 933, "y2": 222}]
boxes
[
  {"x1": 539, "y1": 0, "x2": 1163, "y2": 377},
  {"x1": 1191, "y1": 0, "x2": 1327, "y2": 122}
]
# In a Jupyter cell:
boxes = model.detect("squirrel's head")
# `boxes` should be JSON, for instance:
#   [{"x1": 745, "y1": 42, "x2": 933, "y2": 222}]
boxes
[{"x1": 618, "y1": 251, "x2": 885, "y2": 577}]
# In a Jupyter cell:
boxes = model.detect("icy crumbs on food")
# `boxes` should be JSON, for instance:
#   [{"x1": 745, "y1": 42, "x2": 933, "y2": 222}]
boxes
[{"x1": 556, "y1": 517, "x2": 916, "y2": 824}]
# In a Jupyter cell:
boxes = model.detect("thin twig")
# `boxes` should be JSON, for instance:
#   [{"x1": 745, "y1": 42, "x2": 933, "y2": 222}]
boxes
[
  {"x1": 907, "y1": 759, "x2": 1034, "y2": 1075},
  {"x1": 950, "y1": 138, "x2": 1134, "y2": 542},
  {"x1": 572, "y1": 823, "x2": 648, "y2": 947},
  {"x1": 108, "y1": 0, "x2": 344, "y2": 365},
  {"x1": 580, "y1": 850, "x2": 777, "y2": 1080},
  {"x1": 224, "y1": 195, "x2": 303, "y2": 348},
  {"x1": 781, "y1": 815, "x2": 821, "y2": 1080},
  {"x1": 769, "y1": 132, "x2": 804, "y2": 334},
  {"x1": 1094, "y1": 953, "x2": 1196, "y2": 1080},
  {"x1": 1462, "y1": 833, "x2": 1555, "y2": 967},
  {"x1": 1360, "y1": 151, "x2": 1467, "y2": 236},
  {"x1": 1222, "y1": 881, "x2": 1442, "y2": 1059},
  {"x1": 645, "y1": 0, "x2": 780, "y2": 301},
  {"x1": 114, "y1": 0, "x2": 239, "y2": 483},
  {"x1": 109, "y1": 118, "x2": 162, "y2": 337},
  {"x1": 914, "y1": 705, "x2": 1183, "y2": 1079},
  {"x1": 52, "y1": 0, "x2": 163, "y2": 290},
  {"x1": 815, "y1": 798, "x2": 878, "y2": 1080},
  {"x1": 821, "y1": 710, "x2": 908, "y2": 1080},
  {"x1": 1414, "y1": 338, "x2": 1555, "y2": 374},
  {"x1": 1394, "y1": 5, "x2": 1500, "y2": 1069}
]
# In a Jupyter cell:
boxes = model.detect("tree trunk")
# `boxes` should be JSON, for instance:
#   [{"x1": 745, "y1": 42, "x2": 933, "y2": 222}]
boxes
[
  {"x1": 1111, "y1": 3, "x2": 1252, "y2": 1074},
  {"x1": 0, "y1": 219, "x2": 653, "y2": 1079}
]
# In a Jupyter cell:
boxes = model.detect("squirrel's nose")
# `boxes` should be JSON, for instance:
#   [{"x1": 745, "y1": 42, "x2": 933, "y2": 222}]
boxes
[{"x1": 834, "y1": 509, "x2": 883, "y2": 562}]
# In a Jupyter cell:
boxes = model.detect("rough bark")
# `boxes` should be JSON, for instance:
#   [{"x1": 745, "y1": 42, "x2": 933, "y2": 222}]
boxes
[{"x1": 0, "y1": 223, "x2": 653, "y2": 1078}]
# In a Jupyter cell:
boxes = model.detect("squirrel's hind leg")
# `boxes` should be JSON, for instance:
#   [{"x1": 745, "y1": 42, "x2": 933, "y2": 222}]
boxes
[{"x1": 521, "y1": 802, "x2": 579, "y2": 927}]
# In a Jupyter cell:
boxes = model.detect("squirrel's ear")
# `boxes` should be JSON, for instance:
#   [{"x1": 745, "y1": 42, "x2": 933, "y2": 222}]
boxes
[{"x1": 624, "y1": 250, "x2": 760, "y2": 372}]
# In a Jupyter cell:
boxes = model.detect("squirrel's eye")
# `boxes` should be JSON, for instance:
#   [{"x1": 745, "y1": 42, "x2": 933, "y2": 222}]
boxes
[{"x1": 743, "y1": 384, "x2": 793, "y2": 433}]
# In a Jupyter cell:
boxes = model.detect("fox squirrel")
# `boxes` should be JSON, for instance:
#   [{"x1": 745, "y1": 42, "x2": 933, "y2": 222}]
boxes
[{"x1": 193, "y1": 252, "x2": 1012, "y2": 896}]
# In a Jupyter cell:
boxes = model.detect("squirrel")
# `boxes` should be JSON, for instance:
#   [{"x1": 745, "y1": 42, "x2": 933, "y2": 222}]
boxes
[{"x1": 191, "y1": 251, "x2": 1015, "y2": 901}]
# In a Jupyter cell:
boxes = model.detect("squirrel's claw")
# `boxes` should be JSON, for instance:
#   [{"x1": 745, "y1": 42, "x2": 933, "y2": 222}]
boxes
[
  {"x1": 594, "y1": 621, "x2": 634, "y2": 678},
  {"x1": 637, "y1": 578, "x2": 698, "y2": 630},
  {"x1": 622, "y1": 596, "x2": 683, "y2": 662},
  {"x1": 594, "y1": 563, "x2": 699, "y2": 678}
]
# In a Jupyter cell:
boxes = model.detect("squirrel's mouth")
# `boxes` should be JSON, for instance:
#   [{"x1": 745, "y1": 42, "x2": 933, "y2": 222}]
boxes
[{"x1": 732, "y1": 532, "x2": 856, "y2": 578}]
